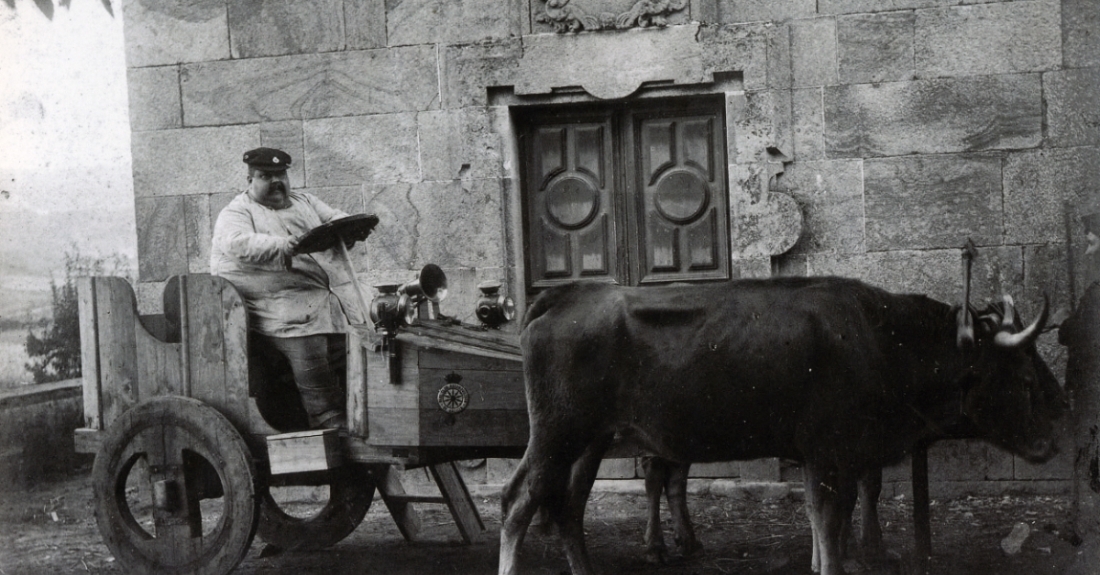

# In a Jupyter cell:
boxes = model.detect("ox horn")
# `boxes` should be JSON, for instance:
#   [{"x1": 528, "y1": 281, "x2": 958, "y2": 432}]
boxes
[
  {"x1": 1000, "y1": 294, "x2": 1017, "y2": 329},
  {"x1": 994, "y1": 294, "x2": 1049, "y2": 348}
]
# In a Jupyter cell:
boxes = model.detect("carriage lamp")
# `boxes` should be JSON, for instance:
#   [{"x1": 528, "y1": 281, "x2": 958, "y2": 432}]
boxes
[
  {"x1": 475, "y1": 281, "x2": 516, "y2": 328},
  {"x1": 369, "y1": 282, "x2": 403, "y2": 331},
  {"x1": 400, "y1": 264, "x2": 449, "y2": 324}
]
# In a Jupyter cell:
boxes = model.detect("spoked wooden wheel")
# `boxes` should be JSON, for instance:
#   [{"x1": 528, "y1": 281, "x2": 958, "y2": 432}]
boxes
[
  {"x1": 258, "y1": 464, "x2": 375, "y2": 550},
  {"x1": 92, "y1": 396, "x2": 259, "y2": 575}
]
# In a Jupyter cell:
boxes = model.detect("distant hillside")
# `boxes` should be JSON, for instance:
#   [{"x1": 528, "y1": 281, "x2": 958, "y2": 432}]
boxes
[{"x1": 0, "y1": 209, "x2": 136, "y2": 322}]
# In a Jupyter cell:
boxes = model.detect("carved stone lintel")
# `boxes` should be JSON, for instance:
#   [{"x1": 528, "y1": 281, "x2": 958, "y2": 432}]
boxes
[{"x1": 536, "y1": 0, "x2": 689, "y2": 33}]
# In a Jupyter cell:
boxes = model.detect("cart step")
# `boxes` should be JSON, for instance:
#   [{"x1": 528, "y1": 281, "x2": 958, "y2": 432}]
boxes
[
  {"x1": 373, "y1": 462, "x2": 486, "y2": 544},
  {"x1": 266, "y1": 429, "x2": 342, "y2": 475}
]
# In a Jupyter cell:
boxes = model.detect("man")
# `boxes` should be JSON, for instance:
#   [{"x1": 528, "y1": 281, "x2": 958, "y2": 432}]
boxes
[{"x1": 210, "y1": 147, "x2": 363, "y2": 430}]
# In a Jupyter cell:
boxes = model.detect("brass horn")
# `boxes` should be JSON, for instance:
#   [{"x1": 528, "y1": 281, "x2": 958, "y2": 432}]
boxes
[{"x1": 399, "y1": 264, "x2": 448, "y2": 324}]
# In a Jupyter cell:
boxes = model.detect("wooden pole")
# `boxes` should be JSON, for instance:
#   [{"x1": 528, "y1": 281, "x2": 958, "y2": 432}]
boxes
[{"x1": 336, "y1": 235, "x2": 370, "y2": 322}]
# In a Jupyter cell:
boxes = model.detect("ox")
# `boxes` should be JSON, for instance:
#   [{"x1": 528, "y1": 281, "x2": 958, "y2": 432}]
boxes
[{"x1": 499, "y1": 277, "x2": 1064, "y2": 575}]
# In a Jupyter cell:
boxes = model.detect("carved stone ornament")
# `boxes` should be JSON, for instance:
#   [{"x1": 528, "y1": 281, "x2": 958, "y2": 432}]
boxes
[{"x1": 537, "y1": 0, "x2": 688, "y2": 33}]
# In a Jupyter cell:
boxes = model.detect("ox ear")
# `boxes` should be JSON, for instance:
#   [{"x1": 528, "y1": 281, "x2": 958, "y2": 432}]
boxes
[
  {"x1": 956, "y1": 306, "x2": 975, "y2": 349},
  {"x1": 994, "y1": 294, "x2": 1049, "y2": 348}
]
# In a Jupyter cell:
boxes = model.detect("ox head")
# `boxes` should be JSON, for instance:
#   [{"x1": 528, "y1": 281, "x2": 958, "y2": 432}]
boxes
[{"x1": 958, "y1": 295, "x2": 1066, "y2": 463}]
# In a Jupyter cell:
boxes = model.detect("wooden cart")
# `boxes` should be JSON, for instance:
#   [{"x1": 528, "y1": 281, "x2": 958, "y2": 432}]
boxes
[{"x1": 74, "y1": 273, "x2": 528, "y2": 575}]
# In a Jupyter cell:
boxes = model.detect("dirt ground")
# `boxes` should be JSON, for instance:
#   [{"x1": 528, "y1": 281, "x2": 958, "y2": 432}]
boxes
[{"x1": 0, "y1": 468, "x2": 1084, "y2": 575}]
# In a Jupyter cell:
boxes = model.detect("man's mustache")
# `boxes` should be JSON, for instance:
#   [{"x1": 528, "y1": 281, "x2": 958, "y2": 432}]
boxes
[{"x1": 271, "y1": 182, "x2": 286, "y2": 193}]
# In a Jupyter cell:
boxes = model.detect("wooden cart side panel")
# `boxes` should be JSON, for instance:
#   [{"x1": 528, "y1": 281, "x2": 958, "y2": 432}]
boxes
[
  {"x1": 219, "y1": 277, "x2": 251, "y2": 433},
  {"x1": 136, "y1": 328, "x2": 183, "y2": 399},
  {"x1": 416, "y1": 349, "x2": 528, "y2": 447},
  {"x1": 183, "y1": 275, "x2": 251, "y2": 432},
  {"x1": 367, "y1": 343, "x2": 420, "y2": 446},
  {"x1": 346, "y1": 325, "x2": 371, "y2": 438},
  {"x1": 95, "y1": 277, "x2": 139, "y2": 427},
  {"x1": 77, "y1": 277, "x2": 101, "y2": 429}
]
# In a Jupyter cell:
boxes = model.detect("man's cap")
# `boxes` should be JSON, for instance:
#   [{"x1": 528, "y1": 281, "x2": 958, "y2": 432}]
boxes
[{"x1": 243, "y1": 147, "x2": 292, "y2": 172}]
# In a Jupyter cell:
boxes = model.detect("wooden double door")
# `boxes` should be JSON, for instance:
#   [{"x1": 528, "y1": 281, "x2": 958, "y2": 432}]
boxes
[{"x1": 517, "y1": 96, "x2": 730, "y2": 290}]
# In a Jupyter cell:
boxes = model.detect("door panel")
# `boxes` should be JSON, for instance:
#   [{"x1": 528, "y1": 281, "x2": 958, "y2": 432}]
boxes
[
  {"x1": 635, "y1": 111, "x2": 729, "y2": 284},
  {"x1": 525, "y1": 117, "x2": 618, "y2": 287}
]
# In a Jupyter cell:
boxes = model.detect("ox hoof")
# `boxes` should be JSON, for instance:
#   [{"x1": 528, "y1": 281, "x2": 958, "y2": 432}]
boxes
[
  {"x1": 676, "y1": 539, "x2": 703, "y2": 558},
  {"x1": 643, "y1": 548, "x2": 668, "y2": 564}
]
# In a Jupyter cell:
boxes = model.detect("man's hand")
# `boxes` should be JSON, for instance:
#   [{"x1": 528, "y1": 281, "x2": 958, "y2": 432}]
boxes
[{"x1": 287, "y1": 234, "x2": 302, "y2": 256}]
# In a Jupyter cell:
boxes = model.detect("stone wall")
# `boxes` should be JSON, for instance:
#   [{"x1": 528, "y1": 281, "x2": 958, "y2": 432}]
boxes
[
  {"x1": 121, "y1": 0, "x2": 1097, "y2": 491},
  {"x1": 0, "y1": 380, "x2": 89, "y2": 490}
]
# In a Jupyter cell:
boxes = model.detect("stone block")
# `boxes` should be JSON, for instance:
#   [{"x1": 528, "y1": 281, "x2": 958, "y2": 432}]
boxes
[
  {"x1": 824, "y1": 75, "x2": 1041, "y2": 158},
  {"x1": 228, "y1": 0, "x2": 345, "y2": 58},
  {"x1": 390, "y1": 0, "x2": 521, "y2": 45},
  {"x1": 410, "y1": 179, "x2": 507, "y2": 269},
  {"x1": 837, "y1": 11, "x2": 915, "y2": 84},
  {"x1": 864, "y1": 154, "x2": 1003, "y2": 251},
  {"x1": 515, "y1": 24, "x2": 705, "y2": 100},
  {"x1": 766, "y1": 22, "x2": 792, "y2": 90},
  {"x1": 136, "y1": 196, "x2": 188, "y2": 282},
  {"x1": 1004, "y1": 147, "x2": 1100, "y2": 245},
  {"x1": 259, "y1": 121, "x2": 306, "y2": 188},
  {"x1": 1045, "y1": 67, "x2": 1100, "y2": 148},
  {"x1": 697, "y1": 23, "x2": 770, "y2": 91},
  {"x1": 777, "y1": 159, "x2": 864, "y2": 255},
  {"x1": 530, "y1": 0, "x2": 690, "y2": 33},
  {"x1": 308, "y1": 186, "x2": 366, "y2": 216},
  {"x1": 1023, "y1": 243, "x2": 1072, "y2": 317},
  {"x1": 791, "y1": 87, "x2": 824, "y2": 160},
  {"x1": 131, "y1": 126, "x2": 260, "y2": 198},
  {"x1": 711, "y1": 0, "x2": 816, "y2": 23},
  {"x1": 419, "y1": 109, "x2": 504, "y2": 182},
  {"x1": 596, "y1": 458, "x2": 637, "y2": 479},
  {"x1": 127, "y1": 66, "x2": 181, "y2": 131},
  {"x1": 687, "y1": 461, "x2": 740, "y2": 478},
  {"x1": 731, "y1": 90, "x2": 791, "y2": 164},
  {"x1": 441, "y1": 39, "x2": 523, "y2": 108},
  {"x1": 741, "y1": 458, "x2": 781, "y2": 481},
  {"x1": 345, "y1": 0, "x2": 387, "y2": 50},
  {"x1": 733, "y1": 256, "x2": 773, "y2": 279},
  {"x1": 122, "y1": 0, "x2": 230, "y2": 67},
  {"x1": 806, "y1": 250, "x2": 960, "y2": 303},
  {"x1": 915, "y1": 3, "x2": 1061, "y2": 78},
  {"x1": 790, "y1": 17, "x2": 838, "y2": 88},
  {"x1": 364, "y1": 183, "x2": 421, "y2": 271},
  {"x1": 304, "y1": 113, "x2": 420, "y2": 186},
  {"x1": 1063, "y1": 0, "x2": 1100, "y2": 68},
  {"x1": 820, "y1": 0, "x2": 1005, "y2": 16},
  {"x1": 180, "y1": 47, "x2": 439, "y2": 126},
  {"x1": 969, "y1": 246, "x2": 1026, "y2": 305},
  {"x1": 184, "y1": 194, "x2": 211, "y2": 274},
  {"x1": 729, "y1": 171, "x2": 803, "y2": 258},
  {"x1": 927, "y1": 439, "x2": 1013, "y2": 482}
]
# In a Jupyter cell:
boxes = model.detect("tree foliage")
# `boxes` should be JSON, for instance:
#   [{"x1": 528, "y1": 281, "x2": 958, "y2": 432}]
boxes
[
  {"x1": 2, "y1": 0, "x2": 114, "y2": 19},
  {"x1": 24, "y1": 249, "x2": 132, "y2": 384}
]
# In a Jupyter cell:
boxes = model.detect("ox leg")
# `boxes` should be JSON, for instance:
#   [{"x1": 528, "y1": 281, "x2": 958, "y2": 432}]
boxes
[
  {"x1": 858, "y1": 468, "x2": 885, "y2": 561},
  {"x1": 641, "y1": 456, "x2": 671, "y2": 564},
  {"x1": 557, "y1": 434, "x2": 614, "y2": 575},
  {"x1": 499, "y1": 451, "x2": 573, "y2": 575},
  {"x1": 805, "y1": 465, "x2": 858, "y2": 575},
  {"x1": 666, "y1": 461, "x2": 701, "y2": 559}
]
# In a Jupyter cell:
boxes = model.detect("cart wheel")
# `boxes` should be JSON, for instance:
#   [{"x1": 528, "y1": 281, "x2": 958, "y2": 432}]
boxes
[
  {"x1": 258, "y1": 464, "x2": 375, "y2": 550},
  {"x1": 92, "y1": 396, "x2": 259, "y2": 575}
]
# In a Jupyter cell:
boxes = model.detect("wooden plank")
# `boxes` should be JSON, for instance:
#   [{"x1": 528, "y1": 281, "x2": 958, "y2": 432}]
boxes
[
  {"x1": 136, "y1": 328, "x2": 183, "y2": 400},
  {"x1": 429, "y1": 461, "x2": 485, "y2": 544},
  {"x1": 396, "y1": 333, "x2": 520, "y2": 363},
  {"x1": 403, "y1": 322, "x2": 521, "y2": 356},
  {"x1": 219, "y1": 276, "x2": 251, "y2": 431},
  {"x1": 266, "y1": 429, "x2": 342, "y2": 475},
  {"x1": 186, "y1": 275, "x2": 228, "y2": 413},
  {"x1": 418, "y1": 367, "x2": 526, "y2": 411},
  {"x1": 373, "y1": 466, "x2": 422, "y2": 542},
  {"x1": 418, "y1": 409, "x2": 529, "y2": 447},
  {"x1": 418, "y1": 348, "x2": 523, "y2": 372},
  {"x1": 367, "y1": 342, "x2": 419, "y2": 445},
  {"x1": 77, "y1": 278, "x2": 101, "y2": 430},
  {"x1": 346, "y1": 325, "x2": 371, "y2": 438},
  {"x1": 96, "y1": 277, "x2": 139, "y2": 428}
]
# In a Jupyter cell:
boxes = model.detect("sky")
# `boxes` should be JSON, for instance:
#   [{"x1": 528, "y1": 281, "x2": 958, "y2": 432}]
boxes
[
  {"x1": 0, "y1": 0, "x2": 136, "y2": 317},
  {"x1": 0, "y1": 0, "x2": 134, "y2": 218}
]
